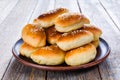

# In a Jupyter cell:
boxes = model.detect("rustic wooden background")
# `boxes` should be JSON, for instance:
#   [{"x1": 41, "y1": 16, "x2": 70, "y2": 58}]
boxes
[{"x1": 0, "y1": 0, "x2": 120, "y2": 80}]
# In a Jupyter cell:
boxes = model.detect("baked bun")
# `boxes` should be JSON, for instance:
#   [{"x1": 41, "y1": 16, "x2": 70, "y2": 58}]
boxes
[
  {"x1": 46, "y1": 26, "x2": 62, "y2": 44},
  {"x1": 56, "y1": 30, "x2": 94, "y2": 51},
  {"x1": 20, "y1": 42, "x2": 39, "y2": 58},
  {"x1": 55, "y1": 13, "x2": 90, "y2": 32},
  {"x1": 91, "y1": 39, "x2": 99, "y2": 48},
  {"x1": 33, "y1": 8, "x2": 69, "y2": 28},
  {"x1": 30, "y1": 45, "x2": 65, "y2": 65},
  {"x1": 81, "y1": 24, "x2": 102, "y2": 41},
  {"x1": 65, "y1": 43, "x2": 97, "y2": 66},
  {"x1": 22, "y1": 24, "x2": 46, "y2": 47}
]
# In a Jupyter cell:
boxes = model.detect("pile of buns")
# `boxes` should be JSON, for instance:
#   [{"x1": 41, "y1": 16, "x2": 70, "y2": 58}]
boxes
[{"x1": 20, "y1": 8, "x2": 102, "y2": 66}]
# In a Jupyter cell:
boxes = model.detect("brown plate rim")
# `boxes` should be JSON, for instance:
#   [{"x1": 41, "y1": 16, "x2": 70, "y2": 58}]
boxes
[{"x1": 12, "y1": 38, "x2": 110, "y2": 71}]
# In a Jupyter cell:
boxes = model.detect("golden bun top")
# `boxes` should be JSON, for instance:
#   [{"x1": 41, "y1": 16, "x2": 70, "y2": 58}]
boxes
[
  {"x1": 55, "y1": 13, "x2": 90, "y2": 27},
  {"x1": 65, "y1": 43, "x2": 95, "y2": 58},
  {"x1": 46, "y1": 26, "x2": 62, "y2": 44},
  {"x1": 31, "y1": 45, "x2": 64, "y2": 57},
  {"x1": 46, "y1": 26, "x2": 61, "y2": 38},
  {"x1": 34, "y1": 8, "x2": 69, "y2": 23},
  {"x1": 22, "y1": 24, "x2": 46, "y2": 47},
  {"x1": 22, "y1": 24, "x2": 45, "y2": 40},
  {"x1": 38, "y1": 8, "x2": 68, "y2": 19},
  {"x1": 82, "y1": 24, "x2": 102, "y2": 34},
  {"x1": 82, "y1": 24, "x2": 102, "y2": 40},
  {"x1": 20, "y1": 42, "x2": 38, "y2": 51},
  {"x1": 58, "y1": 30, "x2": 93, "y2": 42},
  {"x1": 20, "y1": 42, "x2": 39, "y2": 57},
  {"x1": 30, "y1": 45, "x2": 65, "y2": 65},
  {"x1": 65, "y1": 43, "x2": 96, "y2": 66}
]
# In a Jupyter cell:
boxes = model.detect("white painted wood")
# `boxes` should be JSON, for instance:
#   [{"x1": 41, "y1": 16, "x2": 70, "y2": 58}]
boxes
[
  {"x1": 91, "y1": 0, "x2": 120, "y2": 34},
  {"x1": 55, "y1": 0, "x2": 80, "y2": 12},
  {"x1": 0, "y1": 0, "x2": 19, "y2": 24},
  {"x1": 1, "y1": 0, "x2": 120, "y2": 79},
  {"x1": 99, "y1": 0, "x2": 120, "y2": 30},
  {"x1": 78, "y1": 0, "x2": 120, "y2": 80},
  {"x1": 47, "y1": 0, "x2": 101, "y2": 80},
  {"x1": 2, "y1": 0, "x2": 55, "y2": 80},
  {"x1": 0, "y1": 0, "x2": 38, "y2": 79},
  {"x1": 29, "y1": 0, "x2": 55, "y2": 23}
]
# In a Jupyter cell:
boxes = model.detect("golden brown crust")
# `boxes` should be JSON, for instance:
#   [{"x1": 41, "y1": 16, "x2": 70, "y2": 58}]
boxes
[
  {"x1": 22, "y1": 24, "x2": 46, "y2": 47},
  {"x1": 38, "y1": 8, "x2": 69, "y2": 22},
  {"x1": 30, "y1": 45, "x2": 65, "y2": 65},
  {"x1": 20, "y1": 42, "x2": 39, "y2": 58},
  {"x1": 65, "y1": 43, "x2": 97, "y2": 66},
  {"x1": 91, "y1": 39, "x2": 99, "y2": 48},
  {"x1": 55, "y1": 13, "x2": 90, "y2": 27},
  {"x1": 56, "y1": 30, "x2": 94, "y2": 51},
  {"x1": 32, "y1": 45, "x2": 61, "y2": 56},
  {"x1": 81, "y1": 24, "x2": 102, "y2": 41},
  {"x1": 66, "y1": 43, "x2": 94, "y2": 58},
  {"x1": 46, "y1": 26, "x2": 62, "y2": 44},
  {"x1": 58, "y1": 30, "x2": 92, "y2": 42},
  {"x1": 33, "y1": 8, "x2": 69, "y2": 28}
]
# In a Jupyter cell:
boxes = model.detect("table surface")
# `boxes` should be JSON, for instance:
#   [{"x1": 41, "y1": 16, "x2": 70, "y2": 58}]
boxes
[{"x1": 0, "y1": 0, "x2": 120, "y2": 80}]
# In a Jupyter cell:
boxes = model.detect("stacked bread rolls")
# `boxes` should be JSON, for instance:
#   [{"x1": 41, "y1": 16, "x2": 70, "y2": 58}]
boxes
[{"x1": 20, "y1": 8, "x2": 102, "y2": 66}]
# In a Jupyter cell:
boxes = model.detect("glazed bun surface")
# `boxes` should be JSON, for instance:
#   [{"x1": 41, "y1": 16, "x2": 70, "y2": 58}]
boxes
[
  {"x1": 20, "y1": 43, "x2": 39, "y2": 58},
  {"x1": 22, "y1": 24, "x2": 46, "y2": 47},
  {"x1": 19, "y1": 8, "x2": 103, "y2": 66},
  {"x1": 81, "y1": 24, "x2": 102, "y2": 41},
  {"x1": 65, "y1": 43, "x2": 97, "y2": 66},
  {"x1": 91, "y1": 39, "x2": 99, "y2": 48},
  {"x1": 30, "y1": 45, "x2": 65, "y2": 65},
  {"x1": 56, "y1": 30, "x2": 94, "y2": 51},
  {"x1": 46, "y1": 26, "x2": 62, "y2": 44},
  {"x1": 33, "y1": 8, "x2": 69, "y2": 28},
  {"x1": 55, "y1": 13, "x2": 90, "y2": 32}
]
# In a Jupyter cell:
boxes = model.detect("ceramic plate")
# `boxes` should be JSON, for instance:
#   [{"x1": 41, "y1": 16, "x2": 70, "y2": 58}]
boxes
[{"x1": 12, "y1": 38, "x2": 110, "y2": 71}]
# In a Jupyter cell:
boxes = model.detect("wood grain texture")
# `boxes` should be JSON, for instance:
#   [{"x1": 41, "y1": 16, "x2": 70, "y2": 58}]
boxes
[
  {"x1": 0, "y1": 0, "x2": 38, "y2": 79},
  {"x1": 99, "y1": 0, "x2": 120, "y2": 31},
  {"x1": 29, "y1": 0, "x2": 55, "y2": 23},
  {"x1": 47, "y1": 66, "x2": 101, "y2": 80},
  {"x1": 55, "y1": 0, "x2": 80, "y2": 12},
  {"x1": 2, "y1": 58, "x2": 46, "y2": 80},
  {"x1": 1, "y1": 0, "x2": 120, "y2": 80},
  {"x1": 0, "y1": 0, "x2": 19, "y2": 24},
  {"x1": 2, "y1": 0, "x2": 55, "y2": 80},
  {"x1": 46, "y1": 0, "x2": 101, "y2": 80},
  {"x1": 78, "y1": 0, "x2": 120, "y2": 80}
]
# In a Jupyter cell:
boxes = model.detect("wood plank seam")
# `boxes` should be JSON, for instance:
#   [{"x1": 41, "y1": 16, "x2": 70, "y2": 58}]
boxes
[
  {"x1": 98, "y1": 65, "x2": 103, "y2": 80},
  {"x1": 76, "y1": 0, "x2": 82, "y2": 13},
  {"x1": 45, "y1": 71, "x2": 48, "y2": 80},
  {"x1": 1, "y1": 56, "x2": 13, "y2": 80},
  {"x1": 77, "y1": 1, "x2": 104, "y2": 80},
  {"x1": 1, "y1": 0, "x2": 39, "y2": 79},
  {"x1": 2, "y1": 0, "x2": 57, "y2": 79},
  {"x1": 46, "y1": 0, "x2": 56, "y2": 78},
  {"x1": 25, "y1": 0, "x2": 39, "y2": 24},
  {"x1": 98, "y1": 0, "x2": 120, "y2": 32}
]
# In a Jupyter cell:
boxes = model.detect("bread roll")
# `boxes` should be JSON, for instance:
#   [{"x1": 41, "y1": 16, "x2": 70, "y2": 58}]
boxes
[
  {"x1": 65, "y1": 43, "x2": 97, "y2": 66},
  {"x1": 55, "y1": 13, "x2": 90, "y2": 32},
  {"x1": 91, "y1": 39, "x2": 99, "y2": 48},
  {"x1": 56, "y1": 30, "x2": 94, "y2": 51},
  {"x1": 33, "y1": 8, "x2": 69, "y2": 28},
  {"x1": 46, "y1": 26, "x2": 62, "y2": 44},
  {"x1": 81, "y1": 24, "x2": 102, "y2": 41},
  {"x1": 22, "y1": 24, "x2": 46, "y2": 47},
  {"x1": 20, "y1": 42, "x2": 39, "y2": 58},
  {"x1": 31, "y1": 45, "x2": 65, "y2": 65}
]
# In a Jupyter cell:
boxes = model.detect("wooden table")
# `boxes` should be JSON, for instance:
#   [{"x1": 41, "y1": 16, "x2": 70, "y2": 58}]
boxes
[{"x1": 0, "y1": 0, "x2": 120, "y2": 80}]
